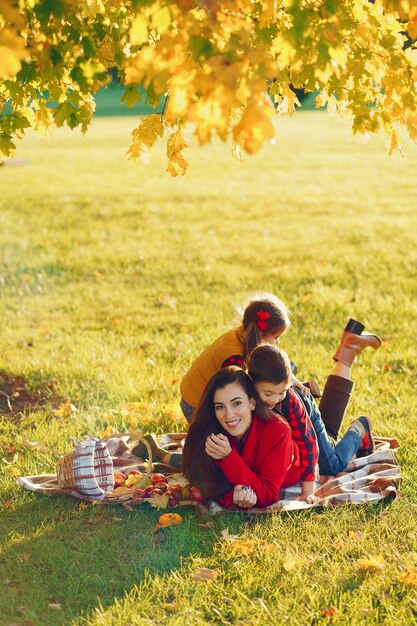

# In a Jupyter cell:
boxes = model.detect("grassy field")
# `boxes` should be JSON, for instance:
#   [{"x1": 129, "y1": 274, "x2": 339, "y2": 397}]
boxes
[{"x1": 1, "y1": 113, "x2": 417, "y2": 626}]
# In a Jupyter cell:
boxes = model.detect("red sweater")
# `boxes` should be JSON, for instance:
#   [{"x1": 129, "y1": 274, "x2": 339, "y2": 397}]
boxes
[{"x1": 215, "y1": 414, "x2": 301, "y2": 509}]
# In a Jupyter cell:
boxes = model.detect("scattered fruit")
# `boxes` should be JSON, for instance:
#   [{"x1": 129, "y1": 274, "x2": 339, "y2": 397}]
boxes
[
  {"x1": 113, "y1": 472, "x2": 126, "y2": 487},
  {"x1": 190, "y1": 486, "x2": 203, "y2": 502},
  {"x1": 151, "y1": 473, "x2": 167, "y2": 485}
]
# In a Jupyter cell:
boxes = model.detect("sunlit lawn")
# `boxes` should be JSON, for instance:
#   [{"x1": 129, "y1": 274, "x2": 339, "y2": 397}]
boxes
[{"x1": 1, "y1": 113, "x2": 417, "y2": 625}]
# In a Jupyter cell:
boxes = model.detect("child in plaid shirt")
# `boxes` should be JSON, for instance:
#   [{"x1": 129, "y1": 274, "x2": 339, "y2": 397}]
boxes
[{"x1": 248, "y1": 344, "x2": 374, "y2": 503}]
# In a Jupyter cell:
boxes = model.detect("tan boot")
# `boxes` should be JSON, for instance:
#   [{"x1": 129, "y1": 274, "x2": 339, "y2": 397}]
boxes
[{"x1": 333, "y1": 319, "x2": 382, "y2": 366}]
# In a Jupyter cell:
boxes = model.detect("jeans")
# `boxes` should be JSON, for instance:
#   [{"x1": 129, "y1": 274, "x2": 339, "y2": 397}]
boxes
[
  {"x1": 180, "y1": 398, "x2": 195, "y2": 423},
  {"x1": 294, "y1": 389, "x2": 361, "y2": 475}
]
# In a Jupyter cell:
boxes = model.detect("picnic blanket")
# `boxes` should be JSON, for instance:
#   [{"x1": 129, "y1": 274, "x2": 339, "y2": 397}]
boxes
[{"x1": 17, "y1": 433, "x2": 401, "y2": 513}]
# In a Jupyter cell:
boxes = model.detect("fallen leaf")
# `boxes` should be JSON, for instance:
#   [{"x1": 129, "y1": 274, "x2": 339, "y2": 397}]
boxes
[
  {"x1": 54, "y1": 401, "x2": 77, "y2": 418},
  {"x1": 100, "y1": 425, "x2": 116, "y2": 437},
  {"x1": 5, "y1": 466, "x2": 20, "y2": 477},
  {"x1": 47, "y1": 603, "x2": 62, "y2": 610},
  {"x1": 163, "y1": 602, "x2": 179, "y2": 611},
  {"x1": 180, "y1": 326, "x2": 189, "y2": 333},
  {"x1": 357, "y1": 556, "x2": 386, "y2": 571},
  {"x1": 220, "y1": 528, "x2": 238, "y2": 542},
  {"x1": 228, "y1": 539, "x2": 255, "y2": 556},
  {"x1": 263, "y1": 543, "x2": 277, "y2": 553},
  {"x1": 398, "y1": 568, "x2": 417, "y2": 586},
  {"x1": 193, "y1": 567, "x2": 219, "y2": 581},
  {"x1": 282, "y1": 552, "x2": 298, "y2": 572},
  {"x1": 21, "y1": 440, "x2": 54, "y2": 454},
  {"x1": 20, "y1": 553, "x2": 32, "y2": 562},
  {"x1": 198, "y1": 521, "x2": 215, "y2": 529},
  {"x1": 348, "y1": 530, "x2": 364, "y2": 542},
  {"x1": 149, "y1": 493, "x2": 169, "y2": 510}
]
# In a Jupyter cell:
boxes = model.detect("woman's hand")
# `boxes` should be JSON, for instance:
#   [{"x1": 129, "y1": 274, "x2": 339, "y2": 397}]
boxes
[
  {"x1": 205, "y1": 433, "x2": 232, "y2": 460},
  {"x1": 291, "y1": 375, "x2": 311, "y2": 397},
  {"x1": 233, "y1": 485, "x2": 257, "y2": 508}
]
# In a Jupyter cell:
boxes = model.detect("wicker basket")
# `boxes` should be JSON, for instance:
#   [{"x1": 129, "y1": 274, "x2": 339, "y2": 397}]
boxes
[{"x1": 56, "y1": 435, "x2": 153, "y2": 500}]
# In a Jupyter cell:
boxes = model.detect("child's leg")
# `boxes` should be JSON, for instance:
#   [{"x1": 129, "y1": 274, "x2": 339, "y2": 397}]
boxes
[
  {"x1": 318, "y1": 372, "x2": 354, "y2": 440},
  {"x1": 319, "y1": 318, "x2": 381, "y2": 439}
]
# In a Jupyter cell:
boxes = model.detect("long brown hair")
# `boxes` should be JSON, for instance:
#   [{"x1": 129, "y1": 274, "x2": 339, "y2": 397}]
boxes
[
  {"x1": 182, "y1": 367, "x2": 272, "y2": 501},
  {"x1": 240, "y1": 292, "x2": 290, "y2": 361}
]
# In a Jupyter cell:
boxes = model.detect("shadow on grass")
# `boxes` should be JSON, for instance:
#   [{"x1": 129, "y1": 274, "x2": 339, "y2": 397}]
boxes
[{"x1": 0, "y1": 492, "x2": 249, "y2": 625}]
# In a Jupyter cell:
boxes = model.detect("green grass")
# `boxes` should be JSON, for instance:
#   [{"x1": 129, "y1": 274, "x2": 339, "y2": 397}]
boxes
[{"x1": 1, "y1": 113, "x2": 417, "y2": 625}]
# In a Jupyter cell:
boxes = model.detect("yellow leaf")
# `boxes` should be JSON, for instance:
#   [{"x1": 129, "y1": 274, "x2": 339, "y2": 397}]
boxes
[
  {"x1": 166, "y1": 129, "x2": 189, "y2": 176},
  {"x1": 164, "y1": 602, "x2": 179, "y2": 611},
  {"x1": 153, "y1": 5, "x2": 171, "y2": 34},
  {"x1": 356, "y1": 556, "x2": 386, "y2": 571},
  {"x1": 387, "y1": 130, "x2": 404, "y2": 157},
  {"x1": 130, "y1": 14, "x2": 148, "y2": 45},
  {"x1": 282, "y1": 551, "x2": 298, "y2": 572},
  {"x1": 229, "y1": 539, "x2": 255, "y2": 555},
  {"x1": 127, "y1": 114, "x2": 164, "y2": 163},
  {"x1": 150, "y1": 492, "x2": 170, "y2": 510},
  {"x1": 54, "y1": 401, "x2": 77, "y2": 418},
  {"x1": 193, "y1": 567, "x2": 219, "y2": 581},
  {"x1": 100, "y1": 424, "x2": 116, "y2": 437},
  {"x1": 398, "y1": 568, "x2": 417, "y2": 586},
  {"x1": 0, "y1": 45, "x2": 22, "y2": 78}
]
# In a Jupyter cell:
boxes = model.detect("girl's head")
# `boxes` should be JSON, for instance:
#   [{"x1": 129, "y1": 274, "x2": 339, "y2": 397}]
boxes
[
  {"x1": 248, "y1": 344, "x2": 292, "y2": 409},
  {"x1": 240, "y1": 292, "x2": 290, "y2": 361},
  {"x1": 182, "y1": 367, "x2": 271, "y2": 499}
]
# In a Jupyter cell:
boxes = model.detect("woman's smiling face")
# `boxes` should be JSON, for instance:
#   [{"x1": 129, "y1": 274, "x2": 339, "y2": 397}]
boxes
[{"x1": 213, "y1": 382, "x2": 256, "y2": 439}]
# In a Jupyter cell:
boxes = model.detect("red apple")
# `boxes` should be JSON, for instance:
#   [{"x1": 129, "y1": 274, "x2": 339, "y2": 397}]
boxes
[
  {"x1": 132, "y1": 488, "x2": 146, "y2": 498},
  {"x1": 113, "y1": 472, "x2": 126, "y2": 487},
  {"x1": 153, "y1": 481, "x2": 169, "y2": 492},
  {"x1": 143, "y1": 486, "x2": 155, "y2": 498},
  {"x1": 190, "y1": 486, "x2": 203, "y2": 502},
  {"x1": 168, "y1": 494, "x2": 178, "y2": 507},
  {"x1": 151, "y1": 473, "x2": 166, "y2": 485}
]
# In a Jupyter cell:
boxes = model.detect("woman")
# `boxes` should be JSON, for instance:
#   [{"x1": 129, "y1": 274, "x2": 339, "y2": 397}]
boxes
[{"x1": 182, "y1": 367, "x2": 301, "y2": 509}]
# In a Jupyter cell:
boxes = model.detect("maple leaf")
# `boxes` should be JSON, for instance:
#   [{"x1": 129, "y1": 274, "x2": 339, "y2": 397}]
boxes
[
  {"x1": 398, "y1": 568, "x2": 417, "y2": 586},
  {"x1": 356, "y1": 556, "x2": 386, "y2": 571},
  {"x1": 54, "y1": 401, "x2": 77, "y2": 418},
  {"x1": 166, "y1": 130, "x2": 189, "y2": 177},
  {"x1": 149, "y1": 492, "x2": 170, "y2": 510},
  {"x1": 229, "y1": 539, "x2": 255, "y2": 556},
  {"x1": 127, "y1": 114, "x2": 164, "y2": 164}
]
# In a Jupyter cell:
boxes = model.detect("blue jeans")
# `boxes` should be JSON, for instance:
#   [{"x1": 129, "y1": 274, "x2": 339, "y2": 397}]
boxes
[
  {"x1": 294, "y1": 389, "x2": 361, "y2": 475},
  {"x1": 180, "y1": 398, "x2": 194, "y2": 423}
]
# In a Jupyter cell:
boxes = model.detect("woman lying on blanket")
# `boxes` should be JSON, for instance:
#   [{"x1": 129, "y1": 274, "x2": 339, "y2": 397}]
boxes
[{"x1": 181, "y1": 366, "x2": 301, "y2": 509}]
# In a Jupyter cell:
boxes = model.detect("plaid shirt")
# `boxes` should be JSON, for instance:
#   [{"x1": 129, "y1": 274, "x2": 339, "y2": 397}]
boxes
[
  {"x1": 274, "y1": 388, "x2": 318, "y2": 483},
  {"x1": 221, "y1": 355, "x2": 245, "y2": 368}
]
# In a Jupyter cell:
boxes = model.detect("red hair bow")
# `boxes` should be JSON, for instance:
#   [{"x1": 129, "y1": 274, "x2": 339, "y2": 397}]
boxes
[{"x1": 256, "y1": 310, "x2": 270, "y2": 331}]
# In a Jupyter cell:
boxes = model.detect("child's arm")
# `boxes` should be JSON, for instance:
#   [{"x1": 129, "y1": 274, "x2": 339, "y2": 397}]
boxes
[
  {"x1": 285, "y1": 389, "x2": 318, "y2": 501},
  {"x1": 291, "y1": 374, "x2": 312, "y2": 397}
]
